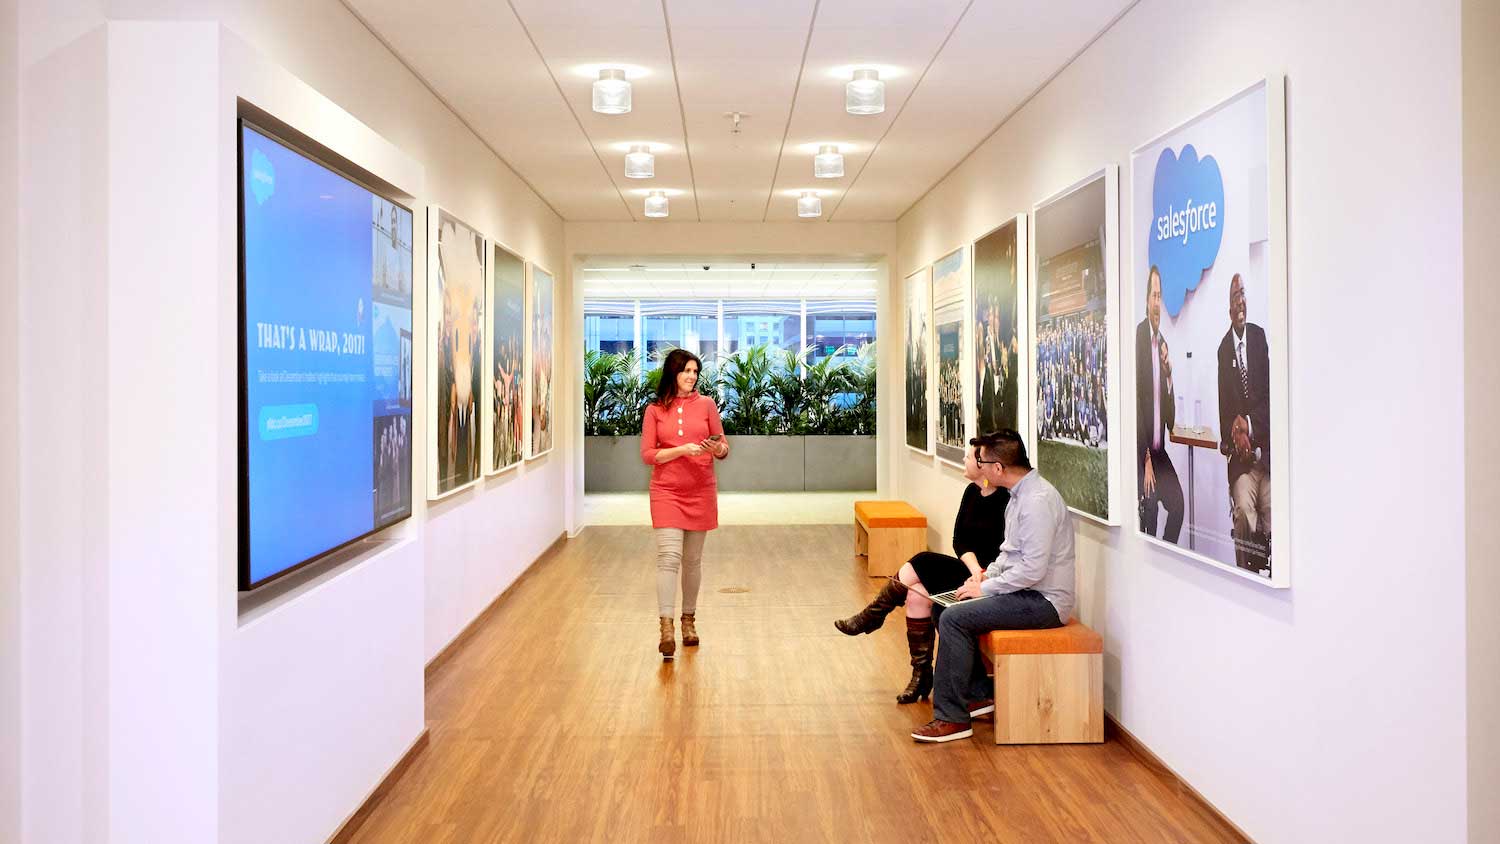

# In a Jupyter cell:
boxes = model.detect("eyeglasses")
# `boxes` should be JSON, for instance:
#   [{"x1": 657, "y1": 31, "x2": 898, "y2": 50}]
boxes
[{"x1": 974, "y1": 457, "x2": 1005, "y2": 466}]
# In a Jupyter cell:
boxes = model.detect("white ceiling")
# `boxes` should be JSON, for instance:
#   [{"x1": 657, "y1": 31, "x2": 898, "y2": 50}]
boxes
[
  {"x1": 581, "y1": 258, "x2": 880, "y2": 300},
  {"x1": 344, "y1": 0, "x2": 1134, "y2": 223}
]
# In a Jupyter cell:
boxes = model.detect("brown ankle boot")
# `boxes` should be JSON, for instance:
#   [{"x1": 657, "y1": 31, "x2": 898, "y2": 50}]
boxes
[
  {"x1": 680, "y1": 613, "x2": 699, "y2": 646},
  {"x1": 834, "y1": 578, "x2": 909, "y2": 635},
  {"x1": 896, "y1": 617, "x2": 935, "y2": 704},
  {"x1": 658, "y1": 616, "x2": 676, "y2": 659}
]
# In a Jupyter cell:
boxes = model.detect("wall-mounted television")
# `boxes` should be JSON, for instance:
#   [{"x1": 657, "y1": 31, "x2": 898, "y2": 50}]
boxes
[{"x1": 238, "y1": 120, "x2": 414, "y2": 590}]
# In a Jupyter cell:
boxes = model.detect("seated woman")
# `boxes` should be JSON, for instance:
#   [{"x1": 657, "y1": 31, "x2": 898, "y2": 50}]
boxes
[{"x1": 834, "y1": 441, "x2": 1010, "y2": 703}]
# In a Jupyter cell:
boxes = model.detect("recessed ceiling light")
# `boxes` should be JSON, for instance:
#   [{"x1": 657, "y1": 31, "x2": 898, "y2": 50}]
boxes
[
  {"x1": 846, "y1": 69, "x2": 885, "y2": 115},
  {"x1": 797, "y1": 191, "x2": 823, "y2": 218},
  {"x1": 644, "y1": 190, "x2": 669, "y2": 218},
  {"x1": 814, "y1": 144, "x2": 844, "y2": 178},
  {"x1": 624, "y1": 144, "x2": 654, "y2": 178},
  {"x1": 592, "y1": 69, "x2": 631, "y2": 115}
]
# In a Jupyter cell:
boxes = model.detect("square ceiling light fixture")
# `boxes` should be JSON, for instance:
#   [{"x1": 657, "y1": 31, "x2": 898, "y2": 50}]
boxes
[
  {"x1": 814, "y1": 144, "x2": 844, "y2": 178},
  {"x1": 644, "y1": 190, "x2": 669, "y2": 218},
  {"x1": 593, "y1": 68, "x2": 631, "y2": 115},
  {"x1": 846, "y1": 69, "x2": 884, "y2": 115},
  {"x1": 624, "y1": 144, "x2": 654, "y2": 178},
  {"x1": 797, "y1": 191, "x2": 822, "y2": 218}
]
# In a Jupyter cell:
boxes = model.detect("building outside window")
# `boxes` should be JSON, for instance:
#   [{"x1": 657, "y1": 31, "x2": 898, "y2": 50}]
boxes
[{"x1": 807, "y1": 302, "x2": 876, "y2": 363}]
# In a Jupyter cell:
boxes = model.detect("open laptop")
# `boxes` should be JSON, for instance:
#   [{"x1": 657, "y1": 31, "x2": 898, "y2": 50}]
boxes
[{"x1": 926, "y1": 589, "x2": 974, "y2": 608}]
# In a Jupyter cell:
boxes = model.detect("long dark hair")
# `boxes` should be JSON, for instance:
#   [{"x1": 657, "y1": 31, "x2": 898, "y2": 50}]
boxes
[{"x1": 655, "y1": 349, "x2": 702, "y2": 407}]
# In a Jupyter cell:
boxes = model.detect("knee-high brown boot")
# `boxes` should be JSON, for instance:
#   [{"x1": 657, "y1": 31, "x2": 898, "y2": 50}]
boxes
[
  {"x1": 834, "y1": 578, "x2": 909, "y2": 635},
  {"x1": 896, "y1": 617, "x2": 935, "y2": 704}
]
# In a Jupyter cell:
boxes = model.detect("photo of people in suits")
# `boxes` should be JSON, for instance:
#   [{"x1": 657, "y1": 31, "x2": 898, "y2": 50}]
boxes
[
  {"x1": 1130, "y1": 79, "x2": 1282, "y2": 581},
  {"x1": 1216, "y1": 273, "x2": 1271, "y2": 574},
  {"x1": 973, "y1": 220, "x2": 1020, "y2": 438},
  {"x1": 432, "y1": 209, "x2": 485, "y2": 496}
]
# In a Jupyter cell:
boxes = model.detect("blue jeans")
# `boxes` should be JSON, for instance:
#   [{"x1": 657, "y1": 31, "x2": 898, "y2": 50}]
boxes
[{"x1": 932, "y1": 590, "x2": 1062, "y2": 723}]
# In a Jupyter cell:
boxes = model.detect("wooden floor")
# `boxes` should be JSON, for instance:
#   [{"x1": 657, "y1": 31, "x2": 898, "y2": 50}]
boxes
[{"x1": 346, "y1": 525, "x2": 1245, "y2": 844}]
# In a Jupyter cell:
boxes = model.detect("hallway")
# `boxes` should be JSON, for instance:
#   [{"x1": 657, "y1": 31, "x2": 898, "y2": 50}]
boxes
[{"x1": 346, "y1": 525, "x2": 1241, "y2": 843}]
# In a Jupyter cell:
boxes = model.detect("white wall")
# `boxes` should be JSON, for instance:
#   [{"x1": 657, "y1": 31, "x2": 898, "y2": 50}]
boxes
[
  {"x1": 0, "y1": 0, "x2": 18, "y2": 839},
  {"x1": 17, "y1": 1, "x2": 570, "y2": 841},
  {"x1": 1464, "y1": 1, "x2": 1499, "y2": 841},
  {"x1": 896, "y1": 1, "x2": 1465, "y2": 841}
]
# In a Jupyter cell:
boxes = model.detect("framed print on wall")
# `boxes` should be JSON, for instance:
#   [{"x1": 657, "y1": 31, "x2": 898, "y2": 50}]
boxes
[
  {"x1": 973, "y1": 218, "x2": 1023, "y2": 440},
  {"x1": 931, "y1": 246, "x2": 969, "y2": 467},
  {"x1": 1031, "y1": 167, "x2": 1121, "y2": 526},
  {"x1": 528, "y1": 263, "x2": 555, "y2": 460},
  {"x1": 427, "y1": 207, "x2": 486, "y2": 500},
  {"x1": 485, "y1": 240, "x2": 526, "y2": 476},
  {"x1": 904, "y1": 266, "x2": 933, "y2": 455},
  {"x1": 1129, "y1": 76, "x2": 1289, "y2": 588}
]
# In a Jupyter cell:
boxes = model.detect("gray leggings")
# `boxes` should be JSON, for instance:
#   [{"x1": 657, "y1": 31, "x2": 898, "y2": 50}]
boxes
[{"x1": 655, "y1": 528, "x2": 706, "y2": 617}]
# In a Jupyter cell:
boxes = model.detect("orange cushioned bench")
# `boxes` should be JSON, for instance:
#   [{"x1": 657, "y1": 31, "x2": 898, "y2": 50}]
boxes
[
  {"x1": 982, "y1": 620, "x2": 1103, "y2": 745},
  {"x1": 853, "y1": 501, "x2": 928, "y2": 577}
]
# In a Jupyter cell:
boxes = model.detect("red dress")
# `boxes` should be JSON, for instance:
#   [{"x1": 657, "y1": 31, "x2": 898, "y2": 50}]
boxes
[{"x1": 640, "y1": 394, "x2": 725, "y2": 530}]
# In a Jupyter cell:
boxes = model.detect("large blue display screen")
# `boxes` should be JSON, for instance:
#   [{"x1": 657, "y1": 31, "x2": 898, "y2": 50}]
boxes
[{"x1": 239, "y1": 123, "x2": 414, "y2": 589}]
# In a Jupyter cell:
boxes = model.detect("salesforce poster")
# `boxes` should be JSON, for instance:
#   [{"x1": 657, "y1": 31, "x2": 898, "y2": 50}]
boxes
[{"x1": 1130, "y1": 78, "x2": 1289, "y2": 588}]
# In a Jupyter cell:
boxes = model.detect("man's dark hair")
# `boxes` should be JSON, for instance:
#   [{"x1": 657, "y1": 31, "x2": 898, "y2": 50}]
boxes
[{"x1": 969, "y1": 429, "x2": 1031, "y2": 469}]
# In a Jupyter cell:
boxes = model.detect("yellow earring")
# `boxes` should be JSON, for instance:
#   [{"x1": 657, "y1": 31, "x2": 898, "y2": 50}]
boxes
[{"x1": 980, "y1": 477, "x2": 990, "y2": 489}]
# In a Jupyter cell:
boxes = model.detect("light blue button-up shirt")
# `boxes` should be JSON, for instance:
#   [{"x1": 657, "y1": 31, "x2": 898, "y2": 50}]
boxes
[{"x1": 980, "y1": 470, "x2": 1076, "y2": 623}]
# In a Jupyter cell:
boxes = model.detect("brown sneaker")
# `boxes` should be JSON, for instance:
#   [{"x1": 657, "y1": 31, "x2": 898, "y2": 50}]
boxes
[
  {"x1": 911, "y1": 719, "x2": 973, "y2": 743},
  {"x1": 969, "y1": 699, "x2": 995, "y2": 718}
]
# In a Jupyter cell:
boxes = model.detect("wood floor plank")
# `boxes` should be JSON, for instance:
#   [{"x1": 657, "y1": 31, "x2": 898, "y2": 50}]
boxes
[{"x1": 346, "y1": 524, "x2": 1247, "y2": 844}]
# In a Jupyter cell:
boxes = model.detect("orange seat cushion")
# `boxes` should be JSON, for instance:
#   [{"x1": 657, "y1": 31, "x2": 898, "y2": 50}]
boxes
[
  {"x1": 854, "y1": 500, "x2": 927, "y2": 529},
  {"x1": 983, "y1": 620, "x2": 1102, "y2": 655}
]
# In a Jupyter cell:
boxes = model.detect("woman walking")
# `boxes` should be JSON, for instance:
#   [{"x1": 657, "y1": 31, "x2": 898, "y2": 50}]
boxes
[{"x1": 640, "y1": 349, "x2": 730, "y2": 659}]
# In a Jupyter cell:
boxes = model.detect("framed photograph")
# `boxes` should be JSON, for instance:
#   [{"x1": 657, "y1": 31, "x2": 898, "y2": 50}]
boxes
[
  {"x1": 904, "y1": 266, "x2": 933, "y2": 455},
  {"x1": 484, "y1": 239, "x2": 526, "y2": 476},
  {"x1": 427, "y1": 206, "x2": 485, "y2": 500},
  {"x1": 973, "y1": 218, "x2": 1023, "y2": 440},
  {"x1": 1129, "y1": 76, "x2": 1289, "y2": 587},
  {"x1": 1031, "y1": 168, "x2": 1121, "y2": 526},
  {"x1": 528, "y1": 263, "x2": 555, "y2": 460},
  {"x1": 931, "y1": 246, "x2": 969, "y2": 467}
]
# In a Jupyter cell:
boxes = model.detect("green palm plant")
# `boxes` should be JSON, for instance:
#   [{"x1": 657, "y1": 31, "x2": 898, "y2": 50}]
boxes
[
  {"x1": 719, "y1": 344, "x2": 774, "y2": 435},
  {"x1": 838, "y1": 341, "x2": 878, "y2": 435},
  {"x1": 583, "y1": 349, "x2": 625, "y2": 436},
  {"x1": 767, "y1": 345, "x2": 810, "y2": 434},
  {"x1": 801, "y1": 345, "x2": 857, "y2": 433}
]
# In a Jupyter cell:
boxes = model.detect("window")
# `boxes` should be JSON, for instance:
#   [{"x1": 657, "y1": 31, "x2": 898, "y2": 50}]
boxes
[
  {"x1": 584, "y1": 313, "x2": 635, "y2": 355},
  {"x1": 807, "y1": 311, "x2": 876, "y2": 363}
]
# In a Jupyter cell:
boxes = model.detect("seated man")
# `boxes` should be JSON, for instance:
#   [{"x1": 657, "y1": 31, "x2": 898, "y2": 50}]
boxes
[{"x1": 911, "y1": 430, "x2": 1076, "y2": 743}]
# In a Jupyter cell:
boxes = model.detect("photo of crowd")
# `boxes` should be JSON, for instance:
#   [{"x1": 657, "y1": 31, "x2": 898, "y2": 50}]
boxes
[
  {"x1": 1036, "y1": 310, "x2": 1108, "y2": 447},
  {"x1": 931, "y1": 247, "x2": 968, "y2": 465},
  {"x1": 1034, "y1": 173, "x2": 1114, "y2": 522},
  {"x1": 904, "y1": 268, "x2": 931, "y2": 452}
]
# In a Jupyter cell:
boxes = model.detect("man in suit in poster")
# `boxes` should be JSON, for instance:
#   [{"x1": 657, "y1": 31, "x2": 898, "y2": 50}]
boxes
[
  {"x1": 1216, "y1": 273, "x2": 1271, "y2": 573},
  {"x1": 1136, "y1": 266, "x2": 1185, "y2": 544}
]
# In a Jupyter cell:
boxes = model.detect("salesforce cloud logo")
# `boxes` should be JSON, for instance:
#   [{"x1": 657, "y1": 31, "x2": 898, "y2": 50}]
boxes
[
  {"x1": 1148, "y1": 145, "x2": 1223, "y2": 317},
  {"x1": 249, "y1": 148, "x2": 275, "y2": 205}
]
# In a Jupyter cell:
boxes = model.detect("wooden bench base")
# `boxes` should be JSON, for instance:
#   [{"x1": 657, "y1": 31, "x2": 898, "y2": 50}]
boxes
[
  {"x1": 853, "y1": 501, "x2": 928, "y2": 578},
  {"x1": 982, "y1": 621, "x2": 1104, "y2": 745},
  {"x1": 991, "y1": 652, "x2": 1103, "y2": 744}
]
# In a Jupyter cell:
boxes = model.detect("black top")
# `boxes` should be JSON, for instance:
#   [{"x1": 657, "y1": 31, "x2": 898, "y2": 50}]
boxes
[{"x1": 951, "y1": 482, "x2": 1010, "y2": 566}]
